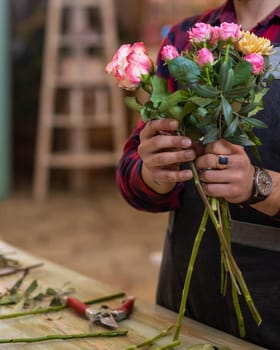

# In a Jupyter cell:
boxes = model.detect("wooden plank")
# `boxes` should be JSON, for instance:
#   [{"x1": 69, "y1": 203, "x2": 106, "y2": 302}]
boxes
[
  {"x1": 46, "y1": 151, "x2": 117, "y2": 167},
  {"x1": 0, "y1": 241, "x2": 265, "y2": 350},
  {"x1": 50, "y1": 115, "x2": 113, "y2": 128}
]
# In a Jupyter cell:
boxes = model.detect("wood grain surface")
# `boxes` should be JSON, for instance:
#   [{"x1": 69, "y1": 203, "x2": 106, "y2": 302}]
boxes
[{"x1": 0, "y1": 241, "x2": 265, "y2": 350}]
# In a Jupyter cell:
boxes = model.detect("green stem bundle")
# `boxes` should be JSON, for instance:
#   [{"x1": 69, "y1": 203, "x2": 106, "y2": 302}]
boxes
[{"x1": 172, "y1": 161, "x2": 261, "y2": 341}]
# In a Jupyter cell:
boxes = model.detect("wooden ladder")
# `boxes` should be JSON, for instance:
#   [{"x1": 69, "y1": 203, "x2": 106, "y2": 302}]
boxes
[{"x1": 33, "y1": 0, "x2": 126, "y2": 200}]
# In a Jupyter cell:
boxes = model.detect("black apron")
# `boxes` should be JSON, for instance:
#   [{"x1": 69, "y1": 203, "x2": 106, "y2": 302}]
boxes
[{"x1": 156, "y1": 49, "x2": 280, "y2": 349}]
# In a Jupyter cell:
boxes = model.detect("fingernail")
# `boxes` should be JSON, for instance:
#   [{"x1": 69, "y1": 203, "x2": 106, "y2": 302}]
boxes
[{"x1": 182, "y1": 138, "x2": 191, "y2": 147}]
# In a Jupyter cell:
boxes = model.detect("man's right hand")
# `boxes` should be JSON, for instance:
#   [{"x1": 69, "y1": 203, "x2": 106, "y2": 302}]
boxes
[{"x1": 138, "y1": 118, "x2": 198, "y2": 194}]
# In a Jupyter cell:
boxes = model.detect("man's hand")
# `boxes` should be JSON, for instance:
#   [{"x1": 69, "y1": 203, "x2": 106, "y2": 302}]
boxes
[
  {"x1": 195, "y1": 139, "x2": 255, "y2": 204},
  {"x1": 138, "y1": 118, "x2": 199, "y2": 194}
]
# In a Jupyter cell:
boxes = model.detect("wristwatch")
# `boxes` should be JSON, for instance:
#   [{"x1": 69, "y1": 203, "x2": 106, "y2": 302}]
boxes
[{"x1": 242, "y1": 166, "x2": 273, "y2": 205}]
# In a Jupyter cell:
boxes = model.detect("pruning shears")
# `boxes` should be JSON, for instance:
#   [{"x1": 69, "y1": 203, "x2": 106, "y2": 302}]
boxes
[{"x1": 64, "y1": 295, "x2": 135, "y2": 328}]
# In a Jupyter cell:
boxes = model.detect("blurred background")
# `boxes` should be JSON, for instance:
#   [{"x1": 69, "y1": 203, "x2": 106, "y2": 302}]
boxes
[{"x1": 0, "y1": 0, "x2": 224, "y2": 301}]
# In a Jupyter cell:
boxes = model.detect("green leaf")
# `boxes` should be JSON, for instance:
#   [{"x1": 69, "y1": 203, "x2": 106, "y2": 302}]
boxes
[
  {"x1": 232, "y1": 60, "x2": 252, "y2": 87},
  {"x1": 167, "y1": 56, "x2": 201, "y2": 84},
  {"x1": 242, "y1": 117, "x2": 268, "y2": 129},
  {"x1": 141, "y1": 73, "x2": 151, "y2": 84},
  {"x1": 223, "y1": 68, "x2": 234, "y2": 92},
  {"x1": 239, "y1": 102, "x2": 259, "y2": 115},
  {"x1": 223, "y1": 117, "x2": 239, "y2": 138},
  {"x1": 46, "y1": 288, "x2": 57, "y2": 296},
  {"x1": 183, "y1": 125, "x2": 203, "y2": 141},
  {"x1": 140, "y1": 107, "x2": 151, "y2": 122},
  {"x1": 168, "y1": 105, "x2": 185, "y2": 121},
  {"x1": 124, "y1": 96, "x2": 143, "y2": 112},
  {"x1": 221, "y1": 96, "x2": 233, "y2": 126},
  {"x1": 203, "y1": 127, "x2": 219, "y2": 144},
  {"x1": 266, "y1": 73, "x2": 275, "y2": 85},
  {"x1": 10, "y1": 276, "x2": 25, "y2": 295},
  {"x1": 183, "y1": 101, "x2": 197, "y2": 115},
  {"x1": 34, "y1": 292, "x2": 45, "y2": 301},
  {"x1": 197, "y1": 107, "x2": 208, "y2": 118},
  {"x1": 197, "y1": 114, "x2": 216, "y2": 128},
  {"x1": 167, "y1": 90, "x2": 189, "y2": 106},
  {"x1": 24, "y1": 280, "x2": 38, "y2": 298},
  {"x1": 248, "y1": 88, "x2": 269, "y2": 117},
  {"x1": 219, "y1": 61, "x2": 234, "y2": 92},
  {"x1": 187, "y1": 114, "x2": 199, "y2": 127},
  {"x1": 188, "y1": 96, "x2": 213, "y2": 107},
  {"x1": 226, "y1": 133, "x2": 256, "y2": 146},
  {"x1": 224, "y1": 86, "x2": 252, "y2": 98},
  {"x1": 191, "y1": 84, "x2": 220, "y2": 98},
  {"x1": 150, "y1": 75, "x2": 170, "y2": 105},
  {"x1": 0, "y1": 294, "x2": 20, "y2": 305},
  {"x1": 158, "y1": 99, "x2": 169, "y2": 113}
]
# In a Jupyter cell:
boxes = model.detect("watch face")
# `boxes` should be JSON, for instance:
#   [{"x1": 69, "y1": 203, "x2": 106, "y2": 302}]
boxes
[{"x1": 256, "y1": 170, "x2": 273, "y2": 196}]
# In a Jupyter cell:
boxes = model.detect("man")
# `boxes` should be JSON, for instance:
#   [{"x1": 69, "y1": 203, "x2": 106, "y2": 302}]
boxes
[{"x1": 117, "y1": 0, "x2": 280, "y2": 348}]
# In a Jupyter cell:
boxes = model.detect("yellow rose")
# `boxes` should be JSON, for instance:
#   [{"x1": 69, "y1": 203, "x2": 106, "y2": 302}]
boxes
[{"x1": 235, "y1": 31, "x2": 273, "y2": 56}]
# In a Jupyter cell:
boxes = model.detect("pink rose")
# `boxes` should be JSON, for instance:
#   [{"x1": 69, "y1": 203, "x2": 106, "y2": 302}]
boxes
[
  {"x1": 243, "y1": 53, "x2": 264, "y2": 74},
  {"x1": 197, "y1": 48, "x2": 214, "y2": 66},
  {"x1": 209, "y1": 26, "x2": 220, "y2": 45},
  {"x1": 219, "y1": 22, "x2": 241, "y2": 41},
  {"x1": 188, "y1": 22, "x2": 212, "y2": 43},
  {"x1": 105, "y1": 42, "x2": 154, "y2": 90},
  {"x1": 161, "y1": 45, "x2": 179, "y2": 61}
]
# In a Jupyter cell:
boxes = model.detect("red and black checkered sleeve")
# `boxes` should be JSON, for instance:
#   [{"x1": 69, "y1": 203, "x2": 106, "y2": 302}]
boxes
[{"x1": 116, "y1": 120, "x2": 183, "y2": 212}]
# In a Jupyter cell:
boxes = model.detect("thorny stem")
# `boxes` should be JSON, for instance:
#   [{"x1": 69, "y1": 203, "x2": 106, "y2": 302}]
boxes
[
  {"x1": 0, "y1": 292, "x2": 126, "y2": 320},
  {"x1": 173, "y1": 208, "x2": 209, "y2": 341},
  {"x1": 0, "y1": 331, "x2": 128, "y2": 344}
]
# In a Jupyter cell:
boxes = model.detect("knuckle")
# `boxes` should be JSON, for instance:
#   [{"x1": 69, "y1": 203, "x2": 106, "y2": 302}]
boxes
[
  {"x1": 151, "y1": 135, "x2": 162, "y2": 149},
  {"x1": 166, "y1": 172, "x2": 176, "y2": 182},
  {"x1": 155, "y1": 152, "x2": 166, "y2": 165}
]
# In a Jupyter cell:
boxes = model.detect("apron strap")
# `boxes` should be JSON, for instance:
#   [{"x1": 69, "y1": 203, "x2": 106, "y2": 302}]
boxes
[{"x1": 231, "y1": 219, "x2": 280, "y2": 252}]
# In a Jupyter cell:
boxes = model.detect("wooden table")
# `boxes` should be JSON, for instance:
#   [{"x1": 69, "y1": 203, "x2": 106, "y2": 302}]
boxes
[{"x1": 0, "y1": 240, "x2": 265, "y2": 349}]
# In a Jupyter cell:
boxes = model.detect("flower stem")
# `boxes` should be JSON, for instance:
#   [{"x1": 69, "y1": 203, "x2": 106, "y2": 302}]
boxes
[
  {"x1": 232, "y1": 281, "x2": 245, "y2": 337},
  {"x1": 225, "y1": 44, "x2": 230, "y2": 62},
  {"x1": 0, "y1": 292, "x2": 126, "y2": 320},
  {"x1": 205, "y1": 66, "x2": 212, "y2": 86},
  {"x1": 173, "y1": 208, "x2": 209, "y2": 341},
  {"x1": 125, "y1": 326, "x2": 173, "y2": 350},
  {"x1": 0, "y1": 331, "x2": 128, "y2": 344},
  {"x1": 188, "y1": 161, "x2": 262, "y2": 327},
  {"x1": 153, "y1": 340, "x2": 181, "y2": 350}
]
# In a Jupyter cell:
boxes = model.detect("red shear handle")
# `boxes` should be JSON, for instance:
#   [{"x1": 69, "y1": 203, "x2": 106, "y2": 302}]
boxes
[
  {"x1": 115, "y1": 296, "x2": 135, "y2": 316},
  {"x1": 66, "y1": 297, "x2": 88, "y2": 316}
]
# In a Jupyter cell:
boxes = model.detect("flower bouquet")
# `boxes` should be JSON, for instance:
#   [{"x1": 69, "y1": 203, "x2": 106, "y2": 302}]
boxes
[{"x1": 105, "y1": 22, "x2": 275, "y2": 343}]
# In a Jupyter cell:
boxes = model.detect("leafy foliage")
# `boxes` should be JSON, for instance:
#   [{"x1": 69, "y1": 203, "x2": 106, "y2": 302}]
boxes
[{"x1": 0, "y1": 272, "x2": 75, "y2": 310}]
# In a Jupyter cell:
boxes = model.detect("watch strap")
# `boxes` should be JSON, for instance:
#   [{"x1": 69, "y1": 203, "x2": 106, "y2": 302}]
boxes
[{"x1": 240, "y1": 166, "x2": 270, "y2": 205}]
